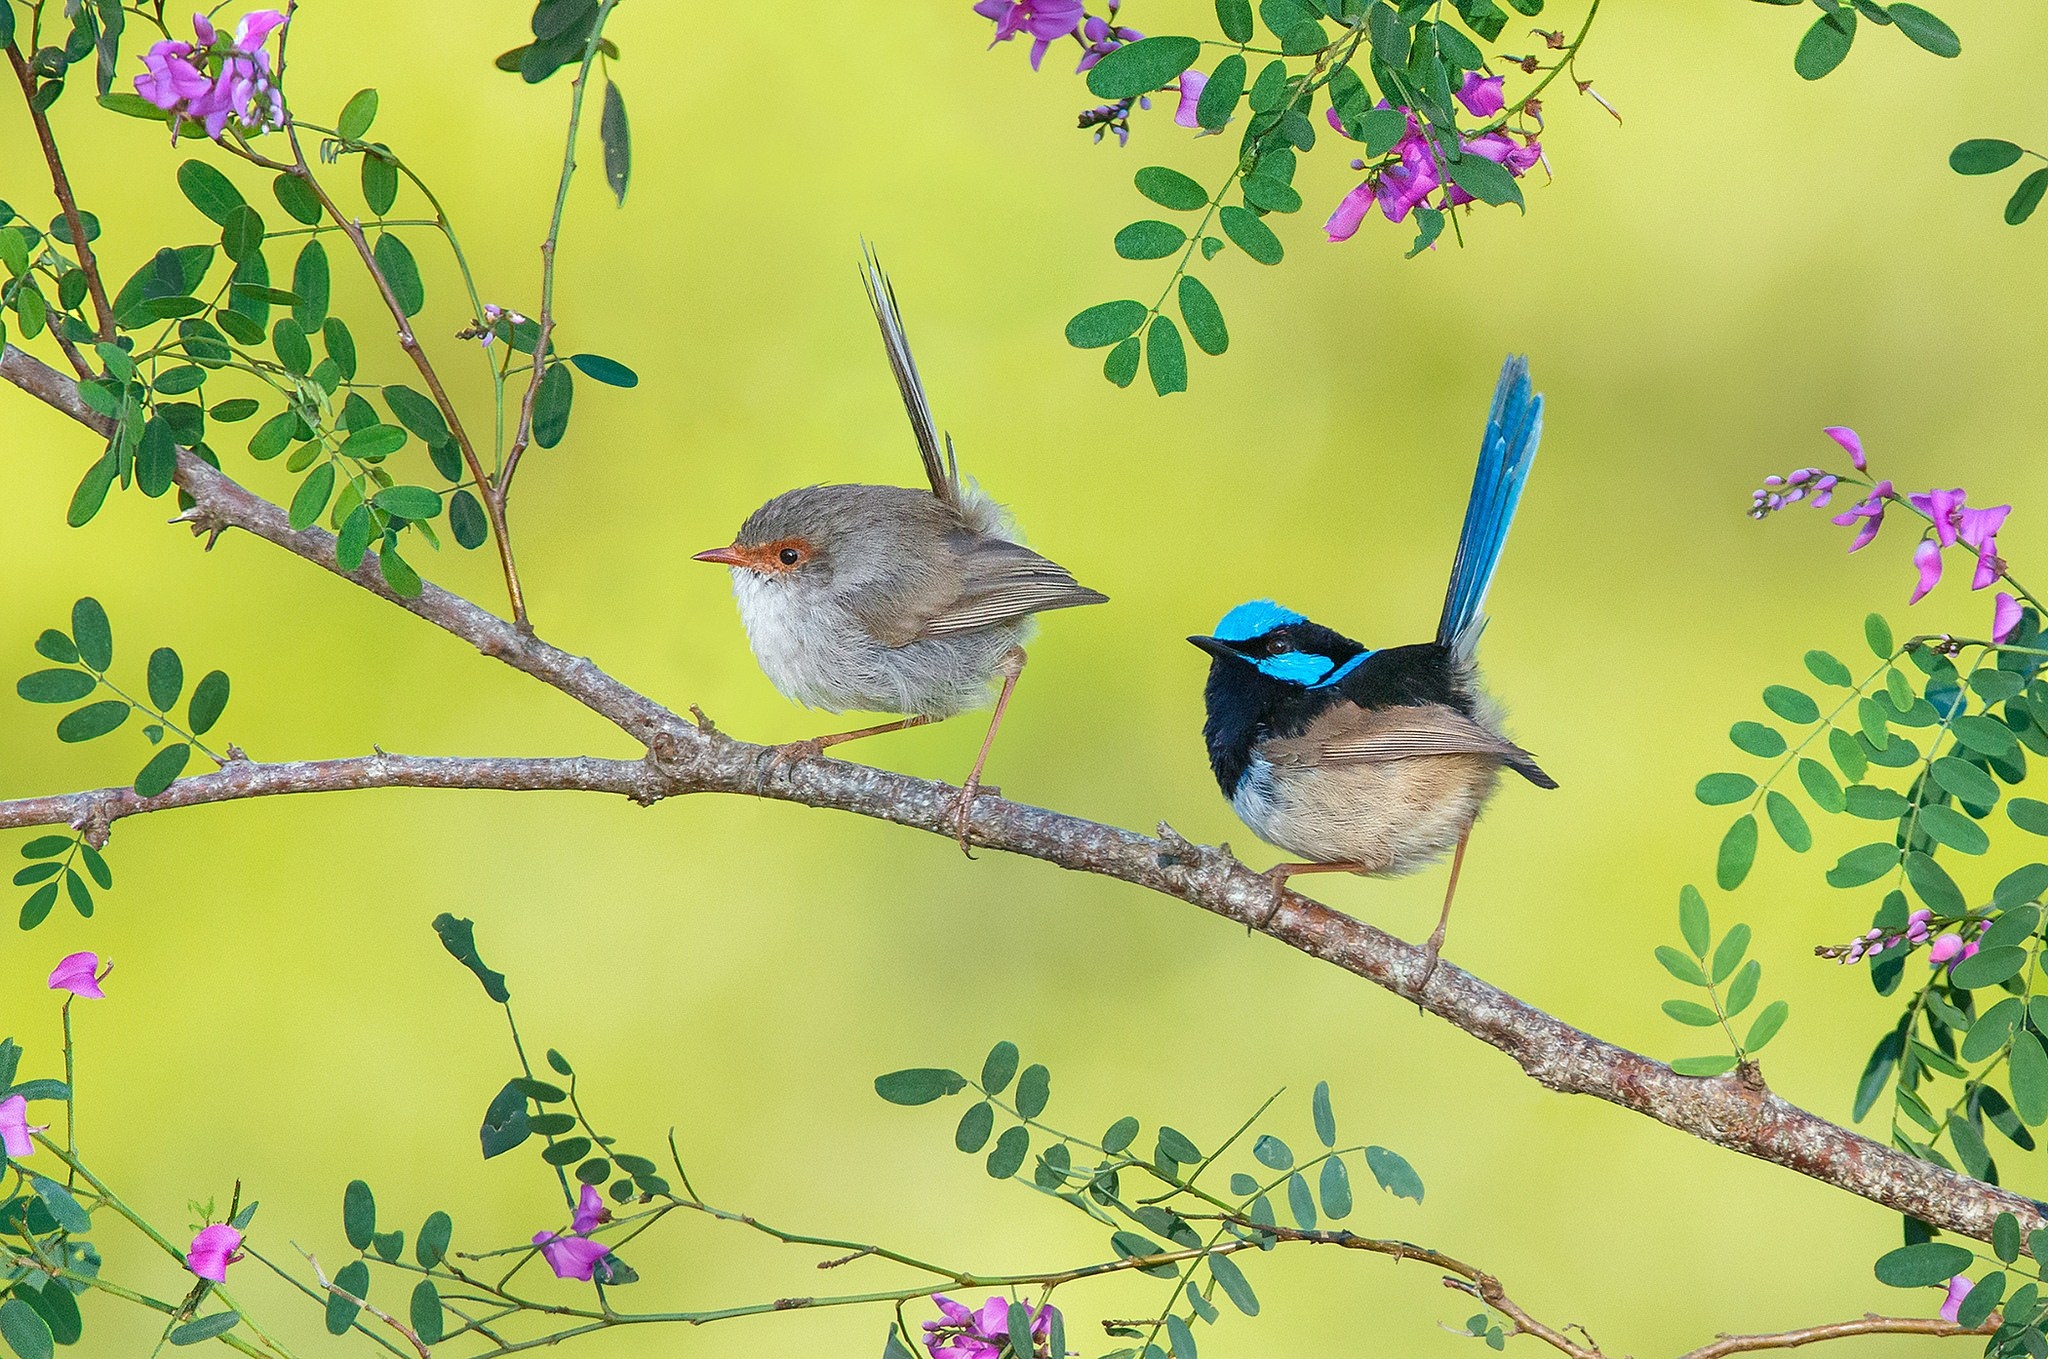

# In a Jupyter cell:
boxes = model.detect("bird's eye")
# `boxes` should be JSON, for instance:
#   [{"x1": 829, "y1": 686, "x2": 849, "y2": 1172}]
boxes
[
  {"x1": 778, "y1": 547, "x2": 801, "y2": 566},
  {"x1": 1266, "y1": 638, "x2": 1293, "y2": 654}
]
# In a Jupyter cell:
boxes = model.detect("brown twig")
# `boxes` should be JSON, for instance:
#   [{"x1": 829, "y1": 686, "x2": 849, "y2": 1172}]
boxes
[
  {"x1": 296, "y1": 1245, "x2": 431, "y2": 1359},
  {"x1": 5, "y1": 338, "x2": 2048, "y2": 1255},
  {"x1": 7, "y1": 44, "x2": 116, "y2": 345},
  {"x1": 1674, "y1": 1312, "x2": 1999, "y2": 1359}
]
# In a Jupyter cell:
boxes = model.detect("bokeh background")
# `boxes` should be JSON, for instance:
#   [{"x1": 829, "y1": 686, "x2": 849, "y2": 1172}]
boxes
[{"x1": 3, "y1": 1, "x2": 2045, "y2": 1353}]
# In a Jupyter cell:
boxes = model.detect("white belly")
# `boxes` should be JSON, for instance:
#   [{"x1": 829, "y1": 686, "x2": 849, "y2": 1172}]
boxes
[{"x1": 1233, "y1": 754, "x2": 1499, "y2": 874}]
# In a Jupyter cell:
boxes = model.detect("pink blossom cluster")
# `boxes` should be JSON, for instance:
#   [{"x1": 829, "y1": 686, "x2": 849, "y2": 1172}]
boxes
[
  {"x1": 133, "y1": 10, "x2": 288, "y2": 142},
  {"x1": 532, "y1": 1184, "x2": 613, "y2": 1281},
  {"x1": 1325, "y1": 73, "x2": 1542, "y2": 240},
  {"x1": 923, "y1": 1295, "x2": 1057, "y2": 1359}
]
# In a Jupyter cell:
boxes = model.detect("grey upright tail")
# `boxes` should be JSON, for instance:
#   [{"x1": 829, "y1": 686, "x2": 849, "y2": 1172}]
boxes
[
  {"x1": 858, "y1": 242, "x2": 964, "y2": 510},
  {"x1": 1437, "y1": 354, "x2": 1544, "y2": 667}
]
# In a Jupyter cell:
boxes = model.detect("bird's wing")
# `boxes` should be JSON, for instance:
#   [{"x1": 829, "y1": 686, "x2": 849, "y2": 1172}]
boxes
[
  {"x1": 1264, "y1": 701, "x2": 1555, "y2": 787},
  {"x1": 908, "y1": 535, "x2": 1109, "y2": 640},
  {"x1": 859, "y1": 243, "x2": 963, "y2": 511}
]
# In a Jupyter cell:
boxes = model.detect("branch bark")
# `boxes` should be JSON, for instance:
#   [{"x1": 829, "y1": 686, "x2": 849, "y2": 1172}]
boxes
[{"x1": 5, "y1": 340, "x2": 2047, "y2": 1261}]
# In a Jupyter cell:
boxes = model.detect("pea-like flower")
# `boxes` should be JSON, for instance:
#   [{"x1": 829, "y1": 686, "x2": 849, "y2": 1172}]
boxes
[
  {"x1": 572, "y1": 1183, "x2": 606, "y2": 1234},
  {"x1": 1940, "y1": 1275, "x2": 1973, "y2": 1322},
  {"x1": 1926, "y1": 932, "x2": 1978, "y2": 968},
  {"x1": 1454, "y1": 71, "x2": 1505, "y2": 118},
  {"x1": 1994, "y1": 592, "x2": 2023, "y2": 645},
  {"x1": 533, "y1": 1230, "x2": 613, "y2": 1281},
  {"x1": 1830, "y1": 480, "x2": 1894, "y2": 552},
  {"x1": 132, "y1": 9, "x2": 288, "y2": 142},
  {"x1": 1822, "y1": 425, "x2": 1867, "y2": 471},
  {"x1": 47, "y1": 951, "x2": 107, "y2": 999},
  {"x1": 971, "y1": 0, "x2": 1086, "y2": 71},
  {"x1": 0, "y1": 1095, "x2": 45, "y2": 1159},
  {"x1": 1076, "y1": 6, "x2": 1142, "y2": 73},
  {"x1": 187, "y1": 1224, "x2": 244, "y2": 1283},
  {"x1": 923, "y1": 1295, "x2": 1056, "y2": 1359}
]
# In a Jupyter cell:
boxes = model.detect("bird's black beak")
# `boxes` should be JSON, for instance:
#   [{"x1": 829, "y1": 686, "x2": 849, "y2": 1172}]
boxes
[{"x1": 1187, "y1": 635, "x2": 1237, "y2": 661}]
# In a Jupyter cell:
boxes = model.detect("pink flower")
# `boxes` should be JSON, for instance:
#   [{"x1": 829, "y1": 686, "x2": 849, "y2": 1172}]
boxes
[
  {"x1": 131, "y1": 9, "x2": 286, "y2": 141},
  {"x1": 971, "y1": 0, "x2": 1084, "y2": 70},
  {"x1": 1910, "y1": 489, "x2": 1967, "y2": 548},
  {"x1": 533, "y1": 1230, "x2": 612, "y2": 1281},
  {"x1": 1173, "y1": 69, "x2": 1207, "y2": 128},
  {"x1": 1831, "y1": 480, "x2": 1894, "y2": 552},
  {"x1": 1995, "y1": 592, "x2": 2024, "y2": 644},
  {"x1": 1926, "y1": 932, "x2": 1979, "y2": 968},
  {"x1": 47, "y1": 951, "x2": 106, "y2": 1000},
  {"x1": 1075, "y1": 10, "x2": 1142, "y2": 73},
  {"x1": 1911, "y1": 538, "x2": 1944, "y2": 604},
  {"x1": 923, "y1": 1295, "x2": 1055, "y2": 1359},
  {"x1": 134, "y1": 41, "x2": 213, "y2": 111},
  {"x1": 1823, "y1": 426, "x2": 1866, "y2": 471},
  {"x1": 1941, "y1": 1275, "x2": 1973, "y2": 1323},
  {"x1": 188, "y1": 1224, "x2": 243, "y2": 1282},
  {"x1": 1454, "y1": 71, "x2": 1505, "y2": 118},
  {"x1": 572, "y1": 1184, "x2": 606, "y2": 1234},
  {"x1": 0, "y1": 1095, "x2": 43, "y2": 1159}
]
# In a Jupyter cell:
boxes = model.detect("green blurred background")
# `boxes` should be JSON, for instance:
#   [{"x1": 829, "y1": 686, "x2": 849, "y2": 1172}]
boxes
[{"x1": 3, "y1": 0, "x2": 2045, "y2": 1353}]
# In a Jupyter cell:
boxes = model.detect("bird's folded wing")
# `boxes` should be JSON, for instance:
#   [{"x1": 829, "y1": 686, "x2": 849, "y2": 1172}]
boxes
[
  {"x1": 1264, "y1": 702, "x2": 1535, "y2": 769},
  {"x1": 910, "y1": 536, "x2": 1109, "y2": 640}
]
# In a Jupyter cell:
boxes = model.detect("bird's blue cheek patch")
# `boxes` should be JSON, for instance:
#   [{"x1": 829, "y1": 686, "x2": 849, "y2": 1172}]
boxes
[
  {"x1": 1215, "y1": 599, "x2": 1306, "y2": 643},
  {"x1": 1310, "y1": 651, "x2": 1371, "y2": 689},
  {"x1": 1253, "y1": 652, "x2": 1336, "y2": 685}
]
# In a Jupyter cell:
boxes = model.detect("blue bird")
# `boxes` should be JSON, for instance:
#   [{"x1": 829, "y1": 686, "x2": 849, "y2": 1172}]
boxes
[{"x1": 1188, "y1": 356, "x2": 1556, "y2": 988}]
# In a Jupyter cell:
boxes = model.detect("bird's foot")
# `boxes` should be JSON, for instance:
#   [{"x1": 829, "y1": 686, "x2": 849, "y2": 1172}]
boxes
[
  {"x1": 1254, "y1": 865, "x2": 1294, "y2": 933},
  {"x1": 753, "y1": 737, "x2": 827, "y2": 793},
  {"x1": 1411, "y1": 924, "x2": 1449, "y2": 1001},
  {"x1": 946, "y1": 778, "x2": 1000, "y2": 859}
]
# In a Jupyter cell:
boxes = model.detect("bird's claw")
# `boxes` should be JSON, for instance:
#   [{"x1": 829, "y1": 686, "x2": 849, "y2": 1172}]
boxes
[
  {"x1": 1253, "y1": 865, "x2": 1292, "y2": 933},
  {"x1": 947, "y1": 779, "x2": 999, "y2": 859},
  {"x1": 754, "y1": 737, "x2": 826, "y2": 793}
]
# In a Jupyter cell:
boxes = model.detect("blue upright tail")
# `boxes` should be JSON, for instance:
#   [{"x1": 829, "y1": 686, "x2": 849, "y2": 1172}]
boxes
[{"x1": 1436, "y1": 355, "x2": 1543, "y2": 663}]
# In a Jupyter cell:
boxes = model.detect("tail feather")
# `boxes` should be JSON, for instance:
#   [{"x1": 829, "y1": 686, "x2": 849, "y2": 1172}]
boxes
[
  {"x1": 1437, "y1": 355, "x2": 1543, "y2": 662},
  {"x1": 858, "y1": 241, "x2": 962, "y2": 509}
]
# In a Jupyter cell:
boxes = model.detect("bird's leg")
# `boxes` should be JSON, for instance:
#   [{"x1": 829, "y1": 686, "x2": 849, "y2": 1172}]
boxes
[
  {"x1": 756, "y1": 714, "x2": 939, "y2": 791},
  {"x1": 1254, "y1": 861, "x2": 1370, "y2": 931},
  {"x1": 1413, "y1": 830, "x2": 1470, "y2": 996},
  {"x1": 949, "y1": 647, "x2": 1026, "y2": 858}
]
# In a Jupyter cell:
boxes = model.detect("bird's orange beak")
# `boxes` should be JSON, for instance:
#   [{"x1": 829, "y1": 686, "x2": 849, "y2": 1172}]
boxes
[{"x1": 692, "y1": 545, "x2": 748, "y2": 567}]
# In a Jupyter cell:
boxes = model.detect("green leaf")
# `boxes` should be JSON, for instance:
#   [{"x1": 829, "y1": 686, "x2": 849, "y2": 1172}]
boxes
[
  {"x1": 273, "y1": 171, "x2": 322, "y2": 225},
  {"x1": 1662, "y1": 999, "x2": 1721, "y2": 1027},
  {"x1": 1765, "y1": 791, "x2": 1811, "y2": 852},
  {"x1": 1953, "y1": 715, "x2": 2019, "y2": 760},
  {"x1": 1364, "y1": 1145, "x2": 1422, "y2": 1201},
  {"x1": 28, "y1": 1176, "x2": 88, "y2": 1234},
  {"x1": 874, "y1": 1068, "x2": 965, "y2": 1105},
  {"x1": 986, "y1": 1124, "x2": 1028, "y2": 1179},
  {"x1": 288, "y1": 461, "x2": 336, "y2": 531},
  {"x1": 1903, "y1": 851, "x2": 1966, "y2": 913},
  {"x1": 448, "y1": 492, "x2": 487, "y2": 550},
  {"x1": 1804, "y1": 649, "x2": 1853, "y2": 685},
  {"x1": 1873, "y1": 1240, "x2": 1972, "y2": 1287},
  {"x1": 1678, "y1": 885, "x2": 1710, "y2": 956},
  {"x1": 1887, "y1": 3, "x2": 1959, "y2": 56},
  {"x1": 371, "y1": 233, "x2": 423, "y2": 316},
  {"x1": 1253, "y1": 1133, "x2": 1293, "y2": 1169},
  {"x1": 176, "y1": 160, "x2": 245, "y2": 226},
  {"x1": 1177, "y1": 276, "x2": 1227, "y2": 356},
  {"x1": 1066, "y1": 300, "x2": 1148, "y2": 350},
  {"x1": 1318, "y1": 1153, "x2": 1351, "y2": 1219},
  {"x1": 372, "y1": 485, "x2": 441, "y2": 521},
  {"x1": 0, "y1": 1301, "x2": 50, "y2": 1359},
  {"x1": 1207, "y1": 1252, "x2": 1260, "y2": 1315},
  {"x1": 1240, "y1": 174, "x2": 1302, "y2": 213},
  {"x1": 1157, "y1": 1126, "x2": 1201, "y2": 1162},
  {"x1": 1015, "y1": 1063, "x2": 1050, "y2": 1119},
  {"x1": 1962, "y1": 998, "x2": 2023, "y2": 1061},
  {"x1": 1671, "y1": 1054, "x2": 1740, "y2": 1077},
  {"x1": 1218, "y1": 205, "x2": 1283, "y2": 264},
  {"x1": 187, "y1": 669, "x2": 229, "y2": 736},
  {"x1": 2012, "y1": 1031, "x2": 2048, "y2": 1124},
  {"x1": 1216, "y1": 0, "x2": 1255, "y2": 41},
  {"x1": 1952, "y1": 139, "x2": 2023, "y2": 175},
  {"x1": 954, "y1": 1100, "x2": 994, "y2": 1153},
  {"x1": 977, "y1": 1040, "x2": 1018, "y2": 1094},
  {"x1": 337, "y1": 88, "x2": 379, "y2": 140},
  {"x1": 293, "y1": 241, "x2": 330, "y2": 331},
  {"x1": 1085, "y1": 35, "x2": 1202, "y2": 99},
  {"x1": 380, "y1": 543, "x2": 422, "y2": 598},
  {"x1": 1716, "y1": 815, "x2": 1758, "y2": 890},
  {"x1": 1102, "y1": 336, "x2": 1140, "y2": 388},
  {"x1": 325, "y1": 1259, "x2": 369, "y2": 1335},
  {"x1": 1951, "y1": 945, "x2": 2027, "y2": 989},
  {"x1": 1146, "y1": 315, "x2": 1186, "y2": 396},
  {"x1": 133, "y1": 742, "x2": 190, "y2": 798},
  {"x1": 1744, "y1": 1000, "x2": 1789, "y2": 1051},
  {"x1": 56, "y1": 700, "x2": 128, "y2": 743},
  {"x1": 71, "y1": 597, "x2": 111, "y2": 670},
  {"x1": 1102, "y1": 1116, "x2": 1139, "y2": 1154},
  {"x1": 600, "y1": 79, "x2": 630, "y2": 204},
  {"x1": 568, "y1": 352, "x2": 638, "y2": 387},
  {"x1": 1919, "y1": 804, "x2": 1989, "y2": 855},
  {"x1": 1136, "y1": 166, "x2": 1209, "y2": 212},
  {"x1": 1797, "y1": 758, "x2": 1845, "y2": 813},
  {"x1": 16, "y1": 669, "x2": 94, "y2": 704},
  {"x1": 1711, "y1": 923, "x2": 1751, "y2": 983},
  {"x1": 416, "y1": 1210, "x2": 453, "y2": 1267},
  {"x1": 1866, "y1": 613, "x2": 1893, "y2": 657},
  {"x1": 1762, "y1": 685, "x2": 1819, "y2": 724},
  {"x1": 343, "y1": 1178, "x2": 376, "y2": 1250},
  {"x1": 1655, "y1": 945, "x2": 1707, "y2": 986},
  {"x1": 534, "y1": 363, "x2": 574, "y2": 447},
  {"x1": 2010, "y1": 798, "x2": 2048, "y2": 835},
  {"x1": 381, "y1": 384, "x2": 449, "y2": 442},
  {"x1": 410, "y1": 1280, "x2": 443, "y2": 1346},
  {"x1": 1694, "y1": 772, "x2": 1755, "y2": 805},
  {"x1": 2006, "y1": 169, "x2": 2048, "y2": 226},
  {"x1": 167, "y1": 1313, "x2": 240, "y2": 1347},
  {"x1": 1725, "y1": 959, "x2": 1761, "y2": 1017},
  {"x1": 1794, "y1": 9, "x2": 1855, "y2": 78},
  {"x1": 1444, "y1": 153, "x2": 1522, "y2": 208},
  {"x1": 1198, "y1": 51, "x2": 1245, "y2": 129},
  {"x1": 1115, "y1": 220, "x2": 1188, "y2": 261},
  {"x1": 1728, "y1": 721, "x2": 1785, "y2": 757},
  {"x1": 432, "y1": 912, "x2": 510, "y2": 1002},
  {"x1": 1311, "y1": 1080, "x2": 1336, "y2": 1147}
]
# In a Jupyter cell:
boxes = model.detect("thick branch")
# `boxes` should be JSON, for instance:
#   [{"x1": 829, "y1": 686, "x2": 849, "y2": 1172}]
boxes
[{"x1": 6, "y1": 344, "x2": 2047, "y2": 1256}]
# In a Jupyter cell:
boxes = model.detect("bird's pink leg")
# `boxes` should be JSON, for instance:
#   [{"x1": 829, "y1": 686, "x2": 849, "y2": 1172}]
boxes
[
  {"x1": 1255, "y1": 861, "x2": 1371, "y2": 929},
  {"x1": 1414, "y1": 830, "x2": 1470, "y2": 996},
  {"x1": 757, "y1": 715, "x2": 940, "y2": 790},
  {"x1": 950, "y1": 647, "x2": 1026, "y2": 858}
]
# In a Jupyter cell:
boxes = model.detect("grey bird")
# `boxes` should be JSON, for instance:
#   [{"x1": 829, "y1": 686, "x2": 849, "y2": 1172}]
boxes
[{"x1": 694, "y1": 249, "x2": 1108, "y2": 852}]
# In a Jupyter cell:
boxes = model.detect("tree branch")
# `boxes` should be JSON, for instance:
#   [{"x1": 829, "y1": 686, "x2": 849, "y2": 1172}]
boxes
[
  {"x1": 1674, "y1": 1313, "x2": 1999, "y2": 1359},
  {"x1": 8, "y1": 44, "x2": 116, "y2": 344},
  {"x1": 6, "y1": 342, "x2": 2048, "y2": 1259}
]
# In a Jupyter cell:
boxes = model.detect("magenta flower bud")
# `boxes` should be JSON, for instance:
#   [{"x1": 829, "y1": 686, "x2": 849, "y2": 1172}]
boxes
[
  {"x1": 188, "y1": 1224, "x2": 243, "y2": 1282},
  {"x1": 1941, "y1": 1275, "x2": 1973, "y2": 1323},
  {"x1": 572, "y1": 1183, "x2": 605, "y2": 1234},
  {"x1": 1927, "y1": 933, "x2": 1965, "y2": 966},
  {"x1": 47, "y1": 951, "x2": 106, "y2": 999},
  {"x1": 1823, "y1": 425, "x2": 1866, "y2": 471},
  {"x1": 1910, "y1": 539, "x2": 1944, "y2": 604},
  {"x1": 1173, "y1": 70, "x2": 1207, "y2": 128},
  {"x1": 1764, "y1": 475, "x2": 1784, "y2": 487},
  {"x1": 0, "y1": 1095, "x2": 42, "y2": 1159},
  {"x1": 1994, "y1": 591, "x2": 2023, "y2": 644}
]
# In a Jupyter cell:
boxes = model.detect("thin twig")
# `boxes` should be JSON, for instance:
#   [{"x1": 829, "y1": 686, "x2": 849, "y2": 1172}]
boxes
[
  {"x1": 296, "y1": 1245, "x2": 431, "y2": 1359},
  {"x1": 1675, "y1": 1312, "x2": 1999, "y2": 1359},
  {"x1": 7, "y1": 44, "x2": 116, "y2": 343}
]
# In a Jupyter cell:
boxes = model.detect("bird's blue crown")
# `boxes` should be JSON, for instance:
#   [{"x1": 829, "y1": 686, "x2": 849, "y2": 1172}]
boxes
[{"x1": 1211, "y1": 599, "x2": 1370, "y2": 690}]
